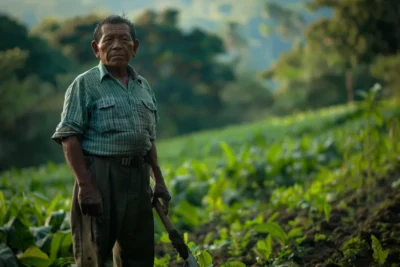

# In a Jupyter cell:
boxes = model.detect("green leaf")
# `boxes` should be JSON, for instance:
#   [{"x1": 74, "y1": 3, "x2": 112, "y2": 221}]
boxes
[
  {"x1": 6, "y1": 217, "x2": 36, "y2": 252},
  {"x1": 267, "y1": 212, "x2": 280, "y2": 223},
  {"x1": 0, "y1": 243, "x2": 18, "y2": 267},
  {"x1": 195, "y1": 250, "x2": 213, "y2": 267},
  {"x1": 220, "y1": 142, "x2": 236, "y2": 167},
  {"x1": 265, "y1": 234, "x2": 272, "y2": 260},
  {"x1": 220, "y1": 261, "x2": 246, "y2": 267},
  {"x1": 46, "y1": 196, "x2": 63, "y2": 218},
  {"x1": 254, "y1": 222, "x2": 288, "y2": 245},
  {"x1": 288, "y1": 227, "x2": 303, "y2": 239},
  {"x1": 324, "y1": 203, "x2": 332, "y2": 221},
  {"x1": 0, "y1": 227, "x2": 8, "y2": 244},
  {"x1": 371, "y1": 234, "x2": 389, "y2": 265},
  {"x1": 50, "y1": 232, "x2": 65, "y2": 261},
  {"x1": 159, "y1": 232, "x2": 170, "y2": 243},
  {"x1": 49, "y1": 257, "x2": 74, "y2": 267},
  {"x1": 59, "y1": 232, "x2": 72, "y2": 257},
  {"x1": 32, "y1": 192, "x2": 51, "y2": 202},
  {"x1": 18, "y1": 246, "x2": 51, "y2": 267},
  {"x1": 30, "y1": 226, "x2": 52, "y2": 242},
  {"x1": 373, "y1": 112, "x2": 383, "y2": 127},
  {"x1": 45, "y1": 211, "x2": 66, "y2": 233},
  {"x1": 0, "y1": 191, "x2": 7, "y2": 225}
]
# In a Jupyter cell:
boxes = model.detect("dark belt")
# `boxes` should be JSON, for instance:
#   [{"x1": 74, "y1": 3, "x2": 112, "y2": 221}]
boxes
[{"x1": 84, "y1": 153, "x2": 146, "y2": 168}]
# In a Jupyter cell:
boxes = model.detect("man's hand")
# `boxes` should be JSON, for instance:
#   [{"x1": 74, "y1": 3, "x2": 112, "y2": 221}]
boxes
[
  {"x1": 78, "y1": 182, "x2": 103, "y2": 217},
  {"x1": 152, "y1": 179, "x2": 171, "y2": 215},
  {"x1": 146, "y1": 141, "x2": 172, "y2": 215},
  {"x1": 61, "y1": 136, "x2": 103, "y2": 217}
]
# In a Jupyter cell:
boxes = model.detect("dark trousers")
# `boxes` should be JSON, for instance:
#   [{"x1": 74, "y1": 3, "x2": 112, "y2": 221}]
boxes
[{"x1": 70, "y1": 155, "x2": 155, "y2": 267}]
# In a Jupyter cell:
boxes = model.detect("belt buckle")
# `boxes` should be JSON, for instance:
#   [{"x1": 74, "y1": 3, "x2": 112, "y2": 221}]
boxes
[{"x1": 121, "y1": 157, "x2": 133, "y2": 166}]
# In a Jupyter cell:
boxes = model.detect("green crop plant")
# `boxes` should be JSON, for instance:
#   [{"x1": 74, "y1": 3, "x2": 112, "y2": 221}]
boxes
[
  {"x1": 1, "y1": 92, "x2": 399, "y2": 266},
  {"x1": 371, "y1": 234, "x2": 389, "y2": 266}
]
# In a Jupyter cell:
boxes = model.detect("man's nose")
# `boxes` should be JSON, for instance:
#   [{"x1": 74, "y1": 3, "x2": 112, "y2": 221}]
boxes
[{"x1": 111, "y1": 39, "x2": 123, "y2": 49}]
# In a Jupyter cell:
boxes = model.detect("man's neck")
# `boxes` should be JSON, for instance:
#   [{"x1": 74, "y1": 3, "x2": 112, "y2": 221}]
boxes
[{"x1": 105, "y1": 64, "x2": 129, "y2": 79}]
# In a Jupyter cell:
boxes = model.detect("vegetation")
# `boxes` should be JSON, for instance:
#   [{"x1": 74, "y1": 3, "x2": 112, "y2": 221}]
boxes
[
  {"x1": 1, "y1": 0, "x2": 400, "y2": 172},
  {"x1": 1, "y1": 86, "x2": 400, "y2": 266}
]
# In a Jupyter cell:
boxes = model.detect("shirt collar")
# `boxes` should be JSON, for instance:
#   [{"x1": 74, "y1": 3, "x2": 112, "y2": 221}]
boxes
[{"x1": 98, "y1": 61, "x2": 139, "y2": 82}]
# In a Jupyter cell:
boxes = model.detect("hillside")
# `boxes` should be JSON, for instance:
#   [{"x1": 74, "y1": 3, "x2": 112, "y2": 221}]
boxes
[
  {"x1": 1, "y1": 87, "x2": 399, "y2": 266},
  {"x1": 1, "y1": 0, "x2": 329, "y2": 72}
]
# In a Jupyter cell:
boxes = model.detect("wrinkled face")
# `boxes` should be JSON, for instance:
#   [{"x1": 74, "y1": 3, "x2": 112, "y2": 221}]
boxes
[{"x1": 91, "y1": 23, "x2": 139, "y2": 67}]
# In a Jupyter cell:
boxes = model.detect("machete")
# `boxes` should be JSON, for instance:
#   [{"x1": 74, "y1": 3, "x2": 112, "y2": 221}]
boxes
[{"x1": 153, "y1": 197, "x2": 200, "y2": 267}]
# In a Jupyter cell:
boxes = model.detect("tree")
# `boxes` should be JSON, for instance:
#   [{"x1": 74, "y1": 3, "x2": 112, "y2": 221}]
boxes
[
  {"x1": 0, "y1": 14, "x2": 73, "y2": 84},
  {"x1": 0, "y1": 48, "x2": 60, "y2": 171},
  {"x1": 261, "y1": 0, "x2": 400, "y2": 111},
  {"x1": 305, "y1": 0, "x2": 400, "y2": 102}
]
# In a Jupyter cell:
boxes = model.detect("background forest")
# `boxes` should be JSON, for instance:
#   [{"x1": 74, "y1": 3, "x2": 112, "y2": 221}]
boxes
[{"x1": 1, "y1": 0, "x2": 398, "y2": 171}]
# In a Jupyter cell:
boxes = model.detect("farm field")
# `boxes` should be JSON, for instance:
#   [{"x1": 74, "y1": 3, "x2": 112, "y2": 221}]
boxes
[{"x1": 1, "y1": 88, "x2": 400, "y2": 267}]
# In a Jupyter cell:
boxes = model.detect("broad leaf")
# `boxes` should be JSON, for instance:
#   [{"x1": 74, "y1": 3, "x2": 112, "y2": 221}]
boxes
[
  {"x1": 0, "y1": 243, "x2": 18, "y2": 267},
  {"x1": 254, "y1": 222, "x2": 288, "y2": 245},
  {"x1": 6, "y1": 217, "x2": 36, "y2": 252},
  {"x1": 18, "y1": 246, "x2": 51, "y2": 267},
  {"x1": 195, "y1": 250, "x2": 213, "y2": 267},
  {"x1": 45, "y1": 211, "x2": 66, "y2": 233}
]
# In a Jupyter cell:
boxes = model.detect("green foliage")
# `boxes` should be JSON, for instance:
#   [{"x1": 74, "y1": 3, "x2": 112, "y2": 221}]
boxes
[
  {"x1": 195, "y1": 250, "x2": 213, "y2": 267},
  {"x1": 220, "y1": 261, "x2": 246, "y2": 267},
  {"x1": 255, "y1": 222, "x2": 288, "y2": 246},
  {"x1": 370, "y1": 53, "x2": 400, "y2": 98},
  {"x1": 0, "y1": 92, "x2": 399, "y2": 265},
  {"x1": 0, "y1": 14, "x2": 72, "y2": 84},
  {"x1": 371, "y1": 235, "x2": 389, "y2": 265},
  {"x1": 0, "y1": 243, "x2": 19, "y2": 267},
  {"x1": 263, "y1": 0, "x2": 400, "y2": 113},
  {"x1": 314, "y1": 233, "x2": 326, "y2": 242},
  {"x1": 340, "y1": 237, "x2": 369, "y2": 263},
  {"x1": 254, "y1": 234, "x2": 273, "y2": 262}
]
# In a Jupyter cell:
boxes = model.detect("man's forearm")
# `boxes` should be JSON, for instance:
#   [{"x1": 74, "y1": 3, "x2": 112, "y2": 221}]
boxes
[
  {"x1": 61, "y1": 136, "x2": 92, "y2": 187},
  {"x1": 146, "y1": 141, "x2": 164, "y2": 182}
]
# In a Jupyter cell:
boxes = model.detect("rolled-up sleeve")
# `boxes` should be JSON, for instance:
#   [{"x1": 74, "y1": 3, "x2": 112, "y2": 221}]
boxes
[{"x1": 51, "y1": 78, "x2": 89, "y2": 144}]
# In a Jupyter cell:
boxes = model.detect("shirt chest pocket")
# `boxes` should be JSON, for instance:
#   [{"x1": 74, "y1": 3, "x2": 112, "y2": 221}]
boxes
[
  {"x1": 93, "y1": 97, "x2": 128, "y2": 133},
  {"x1": 135, "y1": 99, "x2": 157, "y2": 128}
]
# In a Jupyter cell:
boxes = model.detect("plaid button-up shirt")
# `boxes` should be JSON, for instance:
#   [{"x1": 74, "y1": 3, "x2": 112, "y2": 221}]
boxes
[{"x1": 51, "y1": 62, "x2": 159, "y2": 156}]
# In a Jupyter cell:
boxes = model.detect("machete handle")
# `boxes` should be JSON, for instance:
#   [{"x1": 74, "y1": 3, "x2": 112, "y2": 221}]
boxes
[{"x1": 152, "y1": 193, "x2": 175, "y2": 233}]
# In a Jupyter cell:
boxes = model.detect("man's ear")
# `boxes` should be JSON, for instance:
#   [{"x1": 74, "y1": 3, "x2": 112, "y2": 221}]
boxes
[
  {"x1": 132, "y1": 39, "x2": 140, "y2": 58},
  {"x1": 91, "y1": 40, "x2": 99, "y2": 58}
]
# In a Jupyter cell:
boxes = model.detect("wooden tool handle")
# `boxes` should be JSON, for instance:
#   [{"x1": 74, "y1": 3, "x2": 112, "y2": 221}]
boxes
[
  {"x1": 153, "y1": 197, "x2": 175, "y2": 233},
  {"x1": 148, "y1": 175, "x2": 175, "y2": 233}
]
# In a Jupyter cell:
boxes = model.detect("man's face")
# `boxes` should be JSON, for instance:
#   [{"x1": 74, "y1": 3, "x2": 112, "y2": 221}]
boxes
[{"x1": 91, "y1": 23, "x2": 139, "y2": 67}]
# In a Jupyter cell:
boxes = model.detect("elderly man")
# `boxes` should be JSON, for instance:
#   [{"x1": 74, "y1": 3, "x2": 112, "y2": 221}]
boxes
[{"x1": 51, "y1": 14, "x2": 171, "y2": 267}]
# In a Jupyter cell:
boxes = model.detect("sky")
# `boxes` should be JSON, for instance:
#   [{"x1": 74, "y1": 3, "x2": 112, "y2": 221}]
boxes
[{"x1": 0, "y1": 0, "x2": 265, "y2": 29}]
